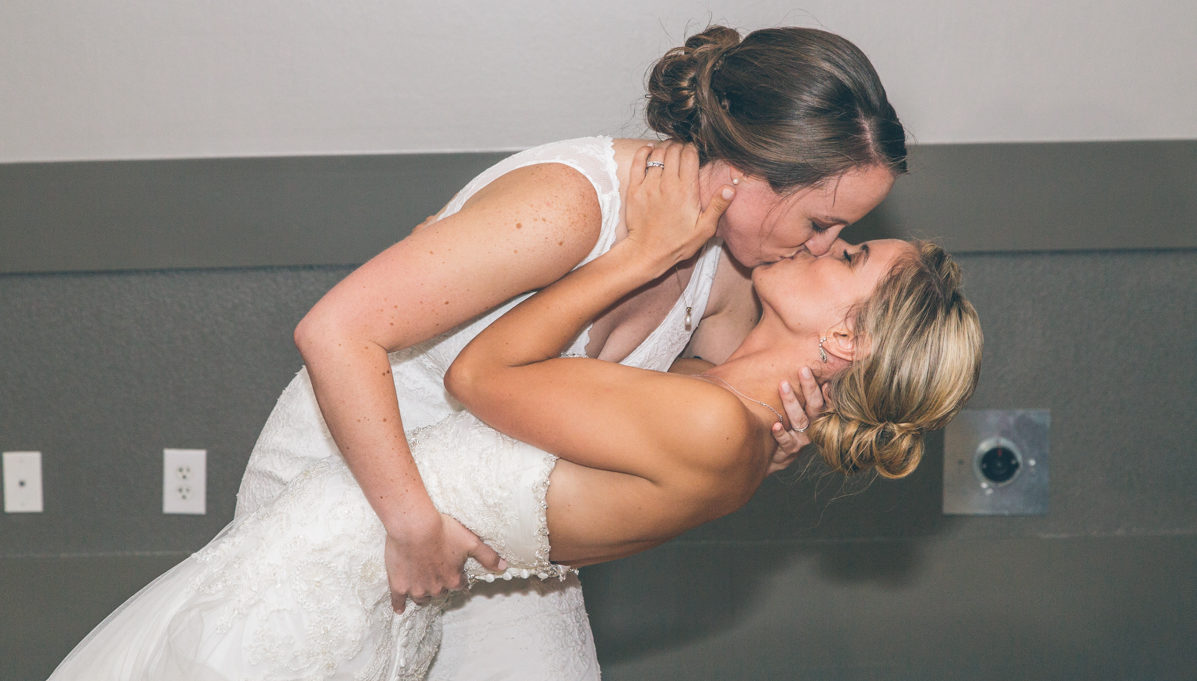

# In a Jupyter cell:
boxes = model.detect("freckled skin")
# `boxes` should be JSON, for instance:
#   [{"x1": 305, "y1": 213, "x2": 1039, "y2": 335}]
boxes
[{"x1": 290, "y1": 158, "x2": 618, "y2": 607}]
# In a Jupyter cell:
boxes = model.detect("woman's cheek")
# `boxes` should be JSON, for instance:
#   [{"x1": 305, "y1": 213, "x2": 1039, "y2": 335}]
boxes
[{"x1": 719, "y1": 216, "x2": 762, "y2": 267}]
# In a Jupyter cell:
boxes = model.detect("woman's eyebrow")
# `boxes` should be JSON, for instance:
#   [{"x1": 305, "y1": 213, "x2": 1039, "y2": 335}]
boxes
[{"x1": 856, "y1": 243, "x2": 871, "y2": 268}]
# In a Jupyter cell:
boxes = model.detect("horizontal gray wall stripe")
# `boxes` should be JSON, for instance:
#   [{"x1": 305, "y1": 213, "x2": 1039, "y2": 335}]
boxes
[
  {"x1": 853, "y1": 140, "x2": 1197, "y2": 252},
  {"x1": 0, "y1": 152, "x2": 509, "y2": 274},
  {"x1": 2, "y1": 141, "x2": 1194, "y2": 273}
]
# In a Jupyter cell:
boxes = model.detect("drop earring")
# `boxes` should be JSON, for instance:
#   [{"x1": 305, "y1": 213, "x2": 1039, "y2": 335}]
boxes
[{"x1": 818, "y1": 337, "x2": 828, "y2": 363}]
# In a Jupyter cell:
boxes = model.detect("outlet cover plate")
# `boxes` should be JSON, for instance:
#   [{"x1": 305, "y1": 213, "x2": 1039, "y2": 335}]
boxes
[
  {"x1": 3, "y1": 451, "x2": 44, "y2": 513},
  {"x1": 163, "y1": 448, "x2": 206, "y2": 515}
]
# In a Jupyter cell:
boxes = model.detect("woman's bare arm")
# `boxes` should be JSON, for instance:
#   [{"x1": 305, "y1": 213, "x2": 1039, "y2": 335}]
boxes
[
  {"x1": 293, "y1": 163, "x2": 602, "y2": 611},
  {"x1": 446, "y1": 145, "x2": 770, "y2": 562},
  {"x1": 449, "y1": 310, "x2": 767, "y2": 566}
]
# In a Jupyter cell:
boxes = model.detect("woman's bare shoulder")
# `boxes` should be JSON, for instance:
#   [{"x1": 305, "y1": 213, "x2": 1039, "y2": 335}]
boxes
[
  {"x1": 638, "y1": 371, "x2": 767, "y2": 518},
  {"x1": 657, "y1": 374, "x2": 763, "y2": 477},
  {"x1": 459, "y1": 161, "x2": 601, "y2": 220}
]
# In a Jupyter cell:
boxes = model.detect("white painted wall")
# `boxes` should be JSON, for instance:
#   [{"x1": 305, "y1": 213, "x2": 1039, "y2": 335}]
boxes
[{"x1": 2, "y1": 0, "x2": 1194, "y2": 161}]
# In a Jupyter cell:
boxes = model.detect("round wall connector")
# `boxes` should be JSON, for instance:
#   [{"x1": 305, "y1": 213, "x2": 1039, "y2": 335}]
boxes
[{"x1": 975, "y1": 436, "x2": 1022, "y2": 486}]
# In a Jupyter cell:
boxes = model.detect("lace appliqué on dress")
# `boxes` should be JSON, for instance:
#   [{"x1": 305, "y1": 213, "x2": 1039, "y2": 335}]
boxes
[
  {"x1": 190, "y1": 460, "x2": 440, "y2": 680},
  {"x1": 408, "y1": 411, "x2": 575, "y2": 584}
]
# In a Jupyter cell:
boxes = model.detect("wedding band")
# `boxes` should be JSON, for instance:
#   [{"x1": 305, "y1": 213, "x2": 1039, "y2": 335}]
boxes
[
  {"x1": 795, "y1": 425, "x2": 808, "y2": 433},
  {"x1": 646, "y1": 161, "x2": 665, "y2": 169}
]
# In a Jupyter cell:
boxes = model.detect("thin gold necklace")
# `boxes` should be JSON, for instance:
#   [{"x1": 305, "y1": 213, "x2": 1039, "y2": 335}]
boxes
[{"x1": 698, "y1": 374, "x2": 784, "y2": 425}]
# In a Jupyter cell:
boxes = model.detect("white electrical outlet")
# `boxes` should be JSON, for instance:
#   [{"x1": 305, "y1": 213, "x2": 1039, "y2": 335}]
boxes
[
  {"x1": 163, "y1": 448, "x2": 206, "y2": 515},
  {"x1": 3, "y1": 451, "x2": 44, "y2": 513}
]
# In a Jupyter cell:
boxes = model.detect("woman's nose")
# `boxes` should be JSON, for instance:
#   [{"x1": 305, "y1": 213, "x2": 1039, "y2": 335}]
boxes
[{"x1": 805, "y1": 228, "x2": 847, "y2": 256}]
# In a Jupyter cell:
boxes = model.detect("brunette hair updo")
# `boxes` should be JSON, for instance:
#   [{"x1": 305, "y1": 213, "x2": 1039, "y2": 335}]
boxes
[
  {"x1": 646, "y1": 25, "x2": 907, "y2": 192},
  {"x1": 807, "y1": 242, "x2": 984, "y2": 479}
]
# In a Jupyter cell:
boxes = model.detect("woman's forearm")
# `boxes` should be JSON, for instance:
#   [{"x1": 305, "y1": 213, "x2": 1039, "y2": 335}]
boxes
[
  {"x1": 293, "y1": 163, "x2": 603, "y2": 529},
  {"x1": 293, "y1": 321, "x2": 439, "y2": 533}
]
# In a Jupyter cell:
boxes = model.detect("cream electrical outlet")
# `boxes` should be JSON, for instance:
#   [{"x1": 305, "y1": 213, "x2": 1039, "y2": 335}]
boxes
[
  {"x1": 4, "y1": 451, "x2": 44, "y2": 513},
  {"x1": 163, "y1": 448, "x2": 206, "y2": 515}
]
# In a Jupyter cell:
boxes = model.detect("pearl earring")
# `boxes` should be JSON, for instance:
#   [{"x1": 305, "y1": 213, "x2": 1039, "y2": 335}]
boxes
[
  {"x1": 818, "y1": 337, "x2": 828, "y2": 363},
  {"x1": 731, "y1": 177, "x2": 740, "y2": 186}
]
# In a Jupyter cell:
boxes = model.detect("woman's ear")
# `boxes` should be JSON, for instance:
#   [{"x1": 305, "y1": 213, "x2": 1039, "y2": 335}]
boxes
[
  {"x1": 717, "y1": 159, "x2": 748, "y2": 187},
  {"x1": 821, "y1": 324, "x2": 858, "y2": 362}
]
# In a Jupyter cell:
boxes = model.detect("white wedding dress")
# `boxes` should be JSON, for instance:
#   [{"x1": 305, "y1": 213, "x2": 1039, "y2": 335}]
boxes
[
  {"x1": 49, "y1": 138, "x2": 723, "y2": 681},
  {"x1": 50, "y1": 412, "x2": 573, "y2": 680}
]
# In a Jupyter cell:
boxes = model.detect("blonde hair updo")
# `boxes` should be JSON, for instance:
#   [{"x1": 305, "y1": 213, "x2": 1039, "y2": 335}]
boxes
[{"x1": 808, "y1": 242, "x2": 983, "y2": 479}]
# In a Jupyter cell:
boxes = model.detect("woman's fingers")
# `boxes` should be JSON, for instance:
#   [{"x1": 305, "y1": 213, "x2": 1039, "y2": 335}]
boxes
[
  {"x1": 660, "y1": 140, "x2": 682, "y2": 179},
  {"x1": 771, "y1": 368, "x2": 826, "y2": 455},
  {"x1": 779, "y1": 380, "x2": 804, "y2": 428},
  {"x1": 698, "y1": 183, "x2": 734, "y2": 237},
  {"x1": 624, "y1": 140, "x2": 719, "y2": 269},
  {"x1": 771, "y1": 421, "x2": 801, "y2": 455},
  {"x1": 772, "y1": 380, "x2": 809, "y2": 455},
  {"x1": 631, "y1": 143, "x2": 655, "y2": 188},
  {"x1": 797, "y1": 367, "x2": 825, "y2": 417},
  {"x1": 679, "y1": 143, "x2": 700, "y2": 185}
]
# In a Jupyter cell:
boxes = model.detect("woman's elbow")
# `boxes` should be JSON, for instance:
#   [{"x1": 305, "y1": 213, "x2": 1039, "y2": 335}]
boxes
[
  {"x1": 662, "y1": 473, "x2": 752, "y2": 529},
  {"x1": 443, "y1": 360, "x2": 477, "y2": 405},
  {"x1": 703, "y1": 485, "x2": 753, "y2": 522},
  {"x1": 292, "y1": 303, "x2": 349, "y2": 365},
  {"x1": 446, "y1": 355, "x2": 510, "y2": 417},
  {"x1": 292, "y1": 309, "x2": 326, "y2": 361},
  {"x1": 292, "y1": 313, "x2": 315, "y2": 357},
  {"x1": 691, "y1": 469, "x2": 757, "y2": 522}
]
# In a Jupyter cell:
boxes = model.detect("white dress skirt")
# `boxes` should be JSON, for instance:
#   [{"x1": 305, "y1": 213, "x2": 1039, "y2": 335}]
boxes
[{"x1": 49, "y1": 411, "x2": 573, "y2": 680}]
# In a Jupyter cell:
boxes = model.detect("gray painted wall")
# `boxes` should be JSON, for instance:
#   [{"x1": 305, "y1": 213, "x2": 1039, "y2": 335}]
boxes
[
  {"x1": 4, "y1": 142, "x2": 1196, "y2": 275},
  {"x1": 2, "y1": 144, "x2": 1195, "y2": 679}
]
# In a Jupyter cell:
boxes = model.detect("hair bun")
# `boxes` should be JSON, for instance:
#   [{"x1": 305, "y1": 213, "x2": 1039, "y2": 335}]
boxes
[
  {"x1": 809, "y1": 413, "x2": 925, "y2": 480},
  {"x1": 645, "y1": 26, "x2": 741, "y2": 145}
]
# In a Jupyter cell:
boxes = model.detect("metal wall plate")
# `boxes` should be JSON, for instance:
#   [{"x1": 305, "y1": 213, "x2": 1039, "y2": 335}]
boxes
[{"x1": 944, "y1": 409, "x2": 1050, "y2": 515}]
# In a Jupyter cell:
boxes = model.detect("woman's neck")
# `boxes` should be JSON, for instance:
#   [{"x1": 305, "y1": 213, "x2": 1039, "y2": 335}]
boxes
[{"x1": 701, "y1": 328, "x2": 826, "y2": 430}]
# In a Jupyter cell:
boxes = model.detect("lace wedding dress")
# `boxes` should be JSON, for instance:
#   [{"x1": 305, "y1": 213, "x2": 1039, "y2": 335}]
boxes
[
  {"x1": 50, "y1": 138, "x2": 724, "y2": 680},
  {"x1": 50, "y1": 412, "x2": 574, "y2": 680}
]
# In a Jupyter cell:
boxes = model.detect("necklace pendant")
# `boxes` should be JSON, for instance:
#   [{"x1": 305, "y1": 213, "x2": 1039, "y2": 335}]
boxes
[{"x1": 684, "y1": 306, "x2": 693, "y2": 332}]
